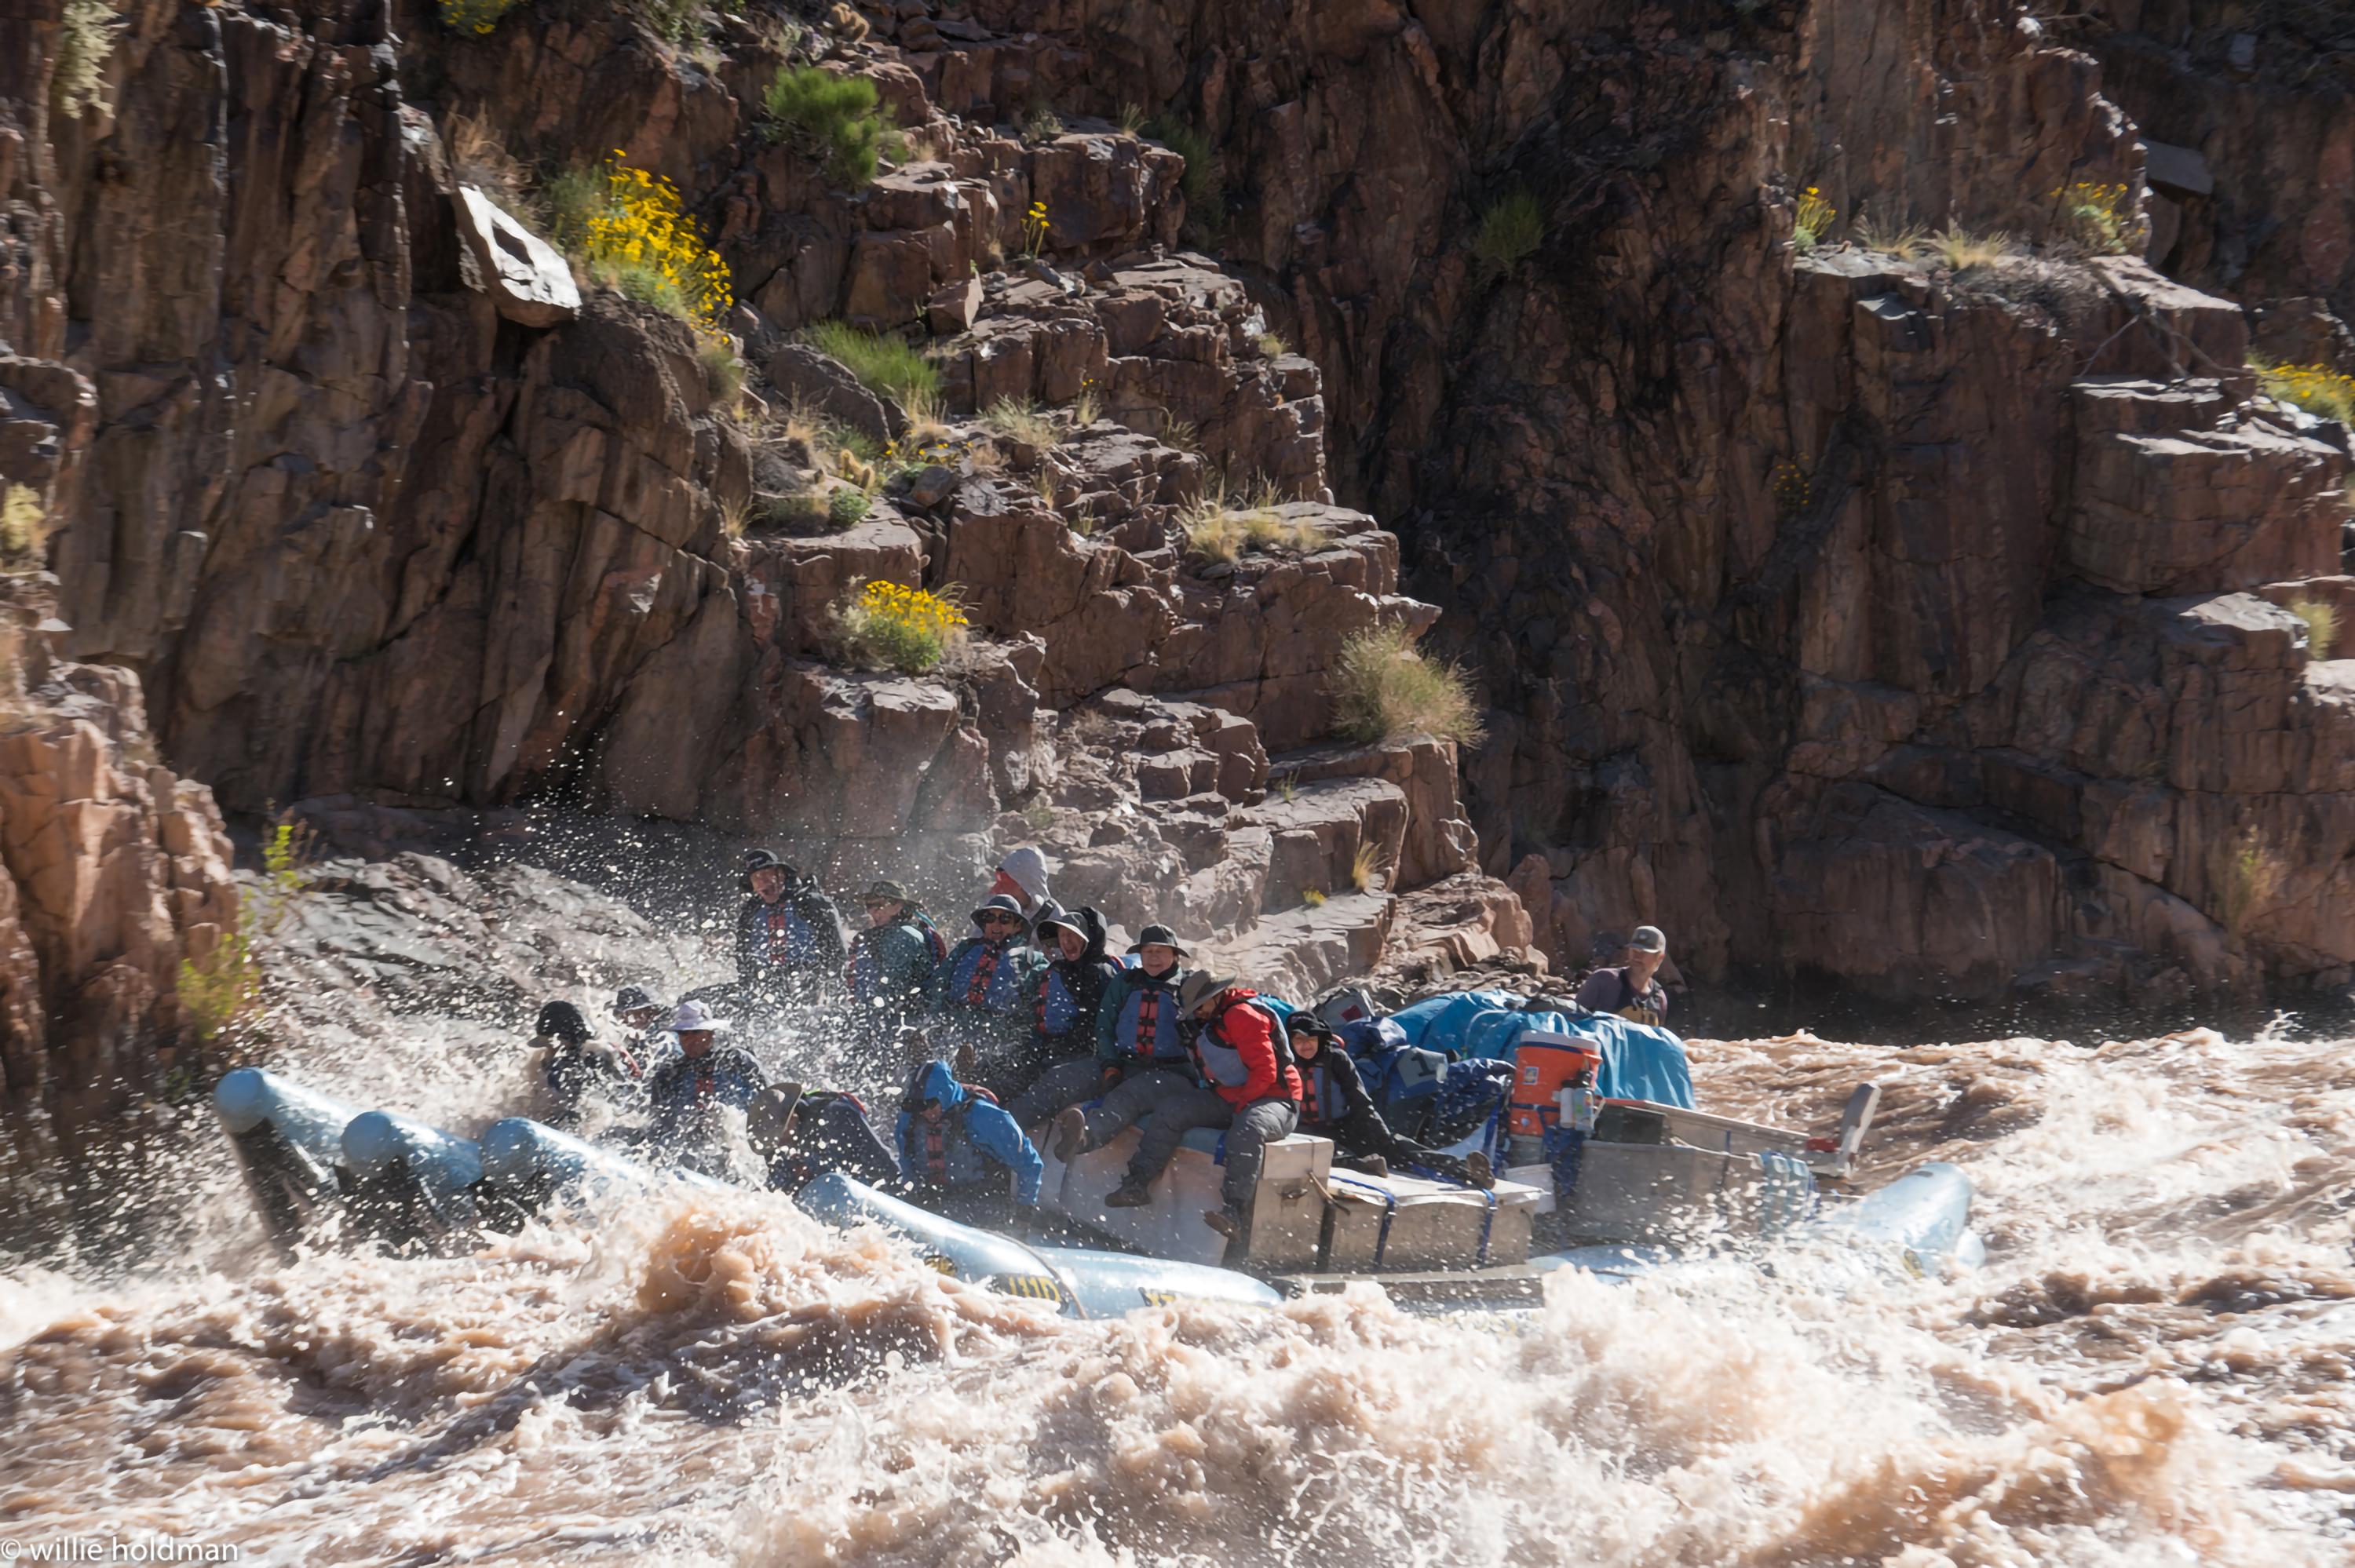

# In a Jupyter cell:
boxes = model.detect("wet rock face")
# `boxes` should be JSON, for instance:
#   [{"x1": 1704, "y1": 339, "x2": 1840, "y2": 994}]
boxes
[{"x1": 0, "y1": 578, "x2": 237, "y2": 1137}]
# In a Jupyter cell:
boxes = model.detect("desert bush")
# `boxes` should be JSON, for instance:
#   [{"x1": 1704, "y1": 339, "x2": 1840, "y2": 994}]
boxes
[
  {"x1": 1022, "y1": 104, "x2": 1064, "y2": 144},
  {"x1": 1928, "y1": 225, "x2": 2015, "y2": 270},
  {"x1": 633, "y1": 0, "x2": 704, "y2": 45},
  {"x1": 1473, "y1": 191, "x2": 1545, "y2": 275},
  {"x1": 1179, "y1": 476, "x2": 1320, "y2": 562},
  {"x1": 1255, "y1": 330, "x2": 1291, "y2": 359},
  {"x1": 1793, "y1": 185, "x2": 1835, "y2": 253},
  {"x1": 2208, "y1": 825, "x2": 2285, "y2": 943},
  {"x1": 2289, "y1": 596, "x2": 2340, "y2": 659},
  {"x1": 832, "y1": 580, "x2": 968, "y2": 674},
  {"x1": 765, "y1": 66, "x2": 894, "y2": 185},
  {"x1": 2051, "y1": 181, "x2": 2138, "y2": 255},
  {"x1": 1148, "y1": 115, "x2": 1226, "y2": 246},
  {"x1": 1853, "y1": 210, "x2": 1929, "y2": 259},
  {"x1": 1, "y1": 485, "x2": 51, "y2": 567},
  {"x1": 699, "y1": 337, "x2": 745, "y2": 409},
  {"x1": 53, "y1": 0, "x2": 115, "y2": 117},
  {"x1": 546, "y1": 157, "x2": 733, "y2": 334},
  {"x1": 805, "y1": 320, "x2": 940, "y2": 407},
  {"x1": 1328, "y1": 625, "x2": 1485, "y2": 746},
  {"x1": 1349, "y1": 839, "x2": 1386, "y2": 894},
  {"x1": 1116, "y1": 102, "x2": 1147, "y2": 136},
  {"x1": 440, "y1": 0, "x2": 528, "y2": 34},
  {"x1": 176, "y1": 817, "x2": 314, "y2": 1042},
  {"x1": 1071, "y1": 377, "x2": 1101, "y2": 428},
  {"x1": 981, "y1": 399, "x2": 1057, "y2": 448},
  {"x1": 2253, "y1": 357, "x2": 2355, "y2": 425}
]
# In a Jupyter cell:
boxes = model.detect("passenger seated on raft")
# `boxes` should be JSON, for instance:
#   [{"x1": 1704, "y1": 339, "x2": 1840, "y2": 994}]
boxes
[
  {"x1": 747, "y1": 1081, "x2": 901, "y2": 1194},
  {"x1": 893, "y1": 1060, "x2": 1045, "y2": 1234},
  {"x1": 532, "y1": 1000, "x2": 644, "y2": 1128},
  {"x1": 1052, "y1": 971, "x2": 1301, "y2": 1244},
  {"x1": 929, "y1": 894, "x2": 1050, "y2": 1102},
  {"x1": 1289, "y1": 1018, "x2": 1493, "y2": 1190},
  {"x1": 844, "y1": 880, "x2": 947, "y2": 1043},
  {"x1": 735, "y1": 848, "x2": 850, "y2": 1012},
  {"x1": 647, "y1": 1001, "x2": 770, "y2": 1163},
  {"x1": 611, "y1": 984, "x2": 675, "y2": 1068},
  {"x1": 1003, "y1": 905, "x2": 1121, "y2": 1126},
  {"x1": 1015, "y1": 922, "x2": 1192, "y2": 1131},
  {"x1": 1575, "y1": 924, "x2": 1671, "y2": 1028}
]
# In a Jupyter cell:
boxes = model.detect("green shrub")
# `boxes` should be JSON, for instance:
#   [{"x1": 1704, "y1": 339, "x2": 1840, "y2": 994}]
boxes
[
  {"x1": 53, "y1": 0, "x2": 115, "y2": 117},
  {"x1": 766, "y1": 66, "x2": 895, "y2": 185},
  {"x1": 699, "y1": 338, "x2": 744, "y2": 409},
  {"x1": 438, "y1": 0, "x2": 527, "y2": 35},
  {"x1": 805, "y1": 320, "x2": 940, "y2": 407},
  {"x1": 981, "y1": 398, "x2": 1057, "y2": 447},
  {"x1": 1328, "y1": 625, "x2": 1485, "y2": 746},
  {"x1": 1148, "y1": 115, "x2": 1227, "y2": 246},
  {"x1": 2208, "y1": 825, "x2": 2284, "y2": 943},
  {"x1": 1022, "y1": 103, "x2": 1064, "y2": 144},
  {"x1": 633, "y1": 0, "x2": 704, "y2": 45},
  {"x1": 2289, "y1": 596, "x2": 2340, "y2": 659},
  {"x1": 1793, "y1": 185, "x2": 1834, "y2": 253},
  {"x1": 828, "y1": 486, "x2": 871, "y2": 530},
  {"x1": 1472, "y1": 191, "x2": 1545, "y2": 276}
]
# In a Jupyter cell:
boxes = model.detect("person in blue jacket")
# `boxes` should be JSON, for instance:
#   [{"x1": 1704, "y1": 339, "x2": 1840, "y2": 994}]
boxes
[
  {"x1": 1004, "y1": 905, "x2": 1119, "y2": 1125},
  {"x1": 893, "y1": 1059, "x2": 1045, "y2": 1232},
  {"x1": 929, "y1": 893, "x2": 1049, "y2": 1099}
]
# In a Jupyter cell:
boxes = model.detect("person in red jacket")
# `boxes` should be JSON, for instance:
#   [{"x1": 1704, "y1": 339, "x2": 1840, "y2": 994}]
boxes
[{"x1": 1057, "y1": 969, "x2": 1300, "y2": 1241}]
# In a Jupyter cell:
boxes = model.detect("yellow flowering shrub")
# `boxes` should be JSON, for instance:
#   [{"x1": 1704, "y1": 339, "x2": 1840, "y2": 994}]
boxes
[
  {"x1": 440, "y1": 0, "x2": 527, "y2": 35},
  {"x1": 2051, "y1": 181, "x2": 2138, "y2": 255},
  {"x1": 549, "y1": 155, "x2": 733, "y2": 335},
  {"x1": 1794, "y1": 185, "x2": 1834, "y2": 252},
  {"x1": 833, "y1": 581, "x2": 969, "y2": 674},
  {"x1": 2254, "y1": 358, "x2": 2355, "y2": 425}
]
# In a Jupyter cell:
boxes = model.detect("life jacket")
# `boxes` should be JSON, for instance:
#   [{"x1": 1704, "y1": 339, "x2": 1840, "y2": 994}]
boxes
[
  {"x1": 761, "y1": 901, "x2": 820, "y2": 966},
  {"x1": 911, "y1": 1085, "x2": 996, "y2": 1186},
  {"x1": 913, "y1": 913, "x2": 950, "y2": 966},
  {"x1": 1192, "y1": 994, "x2": 1303, "y2": 1103},
  {"x1": 1115, "y1": 974, "x2": 1181, "y2": 1062},
  {"x1": 947, "y1": 938, "x2": 1025, "y2": 1013},
  {"x1": 1301, "y1": 1056, "x2": 1351, "y2": 1125}
]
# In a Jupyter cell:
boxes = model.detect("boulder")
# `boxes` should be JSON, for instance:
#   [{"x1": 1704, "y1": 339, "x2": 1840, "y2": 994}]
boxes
[
  {"x1": 452, "y1": 185, "x2": 581, "y2": 328},
  {"x1": 765, "y1": 343, "x2": 896, "y2": 443}
]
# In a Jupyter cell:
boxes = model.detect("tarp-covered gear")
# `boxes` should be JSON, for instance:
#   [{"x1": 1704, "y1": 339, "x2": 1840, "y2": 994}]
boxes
[
  {"x1": 892, "y1": 1060, "x2": 1044, "y2": 1206},
  {"x1": 1383, "y1": 990, "x2": 1695, "y2": 1109}
]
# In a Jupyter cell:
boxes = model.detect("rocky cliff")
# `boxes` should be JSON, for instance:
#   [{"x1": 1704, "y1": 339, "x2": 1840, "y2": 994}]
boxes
[{"x1": 1, "y1": 0, "x2": 2349, "y2": 1143}]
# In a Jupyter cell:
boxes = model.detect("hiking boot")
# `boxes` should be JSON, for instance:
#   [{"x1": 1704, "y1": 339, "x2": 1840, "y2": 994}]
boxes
[
  {"x1": 1466, "y1": 1150, "x2": 1495, "y2": 1191},
  {"x1": 1202, "y1": 1207, "x2": 1241, "y2": 1240},
  {"x1": 1051, "y1": 1107, "x2": 1088, "y2": 1162},
  {"x1": 1354, "y1": 1154, "x2": 1389, "y2": 1179},
  {"x1": 1101, "y1": 1178, "x2": 1155, "y2": 1209}
]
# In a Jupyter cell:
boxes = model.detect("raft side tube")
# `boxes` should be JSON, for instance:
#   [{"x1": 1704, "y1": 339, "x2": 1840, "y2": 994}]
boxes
[
  {"x1": 797, "y1": 1173, "x2": 1283, "y2": 1315},
  {"x1": 477, "y1": 1116, "x2": 734, "y2": 1209},
  {"x1": 212, "y1": 1068, "x2": 365, "y2": 1256}
]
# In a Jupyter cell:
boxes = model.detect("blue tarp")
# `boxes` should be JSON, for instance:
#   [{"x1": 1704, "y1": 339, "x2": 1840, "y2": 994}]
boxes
[{"x1": 1384, "y1": 991, "x2": 1696, "y2": 1110}]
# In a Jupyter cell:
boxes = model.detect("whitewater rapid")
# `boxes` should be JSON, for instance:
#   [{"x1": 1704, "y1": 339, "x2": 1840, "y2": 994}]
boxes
[{"x1": 2, "y1": 1024, "x2": 2349, "y2": 1565}]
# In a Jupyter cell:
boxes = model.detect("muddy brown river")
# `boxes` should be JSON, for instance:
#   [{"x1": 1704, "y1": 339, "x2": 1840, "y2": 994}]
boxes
[{"x1": 2, "y1": 1024, "x2": 2349, "y2": 1564}]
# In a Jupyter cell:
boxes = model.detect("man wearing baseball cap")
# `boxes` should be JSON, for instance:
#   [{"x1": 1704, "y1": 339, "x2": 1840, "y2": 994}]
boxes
[{"x1": 1574, "y1": 924, "x2": 1671, "y2": 1028}]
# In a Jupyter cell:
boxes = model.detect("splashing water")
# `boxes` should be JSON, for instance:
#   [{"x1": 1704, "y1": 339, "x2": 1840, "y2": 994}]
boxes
[{"x1": 2, "y1": 1023, "x2": 2348, "y2": 1564}]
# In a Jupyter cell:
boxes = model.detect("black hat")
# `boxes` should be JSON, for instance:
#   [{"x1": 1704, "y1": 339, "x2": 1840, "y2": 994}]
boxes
[
  {"x1": 535, "y1": 1000, "x2": 591, "y2": 1045},
  {"x1": 1034, "y1": 901, "x2": 1085, "y2": 942},
  {"x1": 741, "y1": 848, "x2": 791, "y2": 892},
  {"x1": 1126, "y1": 923, "x2": 1188, "y2": 957},
  {"x1": 612, "y1": 984, "x2": 660, "y2": 1017},
  {"x1": 970, "y1": 892, "x2": 1026, "y2": 926}
]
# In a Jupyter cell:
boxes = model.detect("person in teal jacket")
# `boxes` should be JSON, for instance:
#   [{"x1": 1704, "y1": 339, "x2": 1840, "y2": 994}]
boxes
[
  {"x1": 893, "y1": 1060, "x2": 1044, "y2": 1231},
  {"x1": 845, "y1": 879, "x2": 947, "y2": 1043}
]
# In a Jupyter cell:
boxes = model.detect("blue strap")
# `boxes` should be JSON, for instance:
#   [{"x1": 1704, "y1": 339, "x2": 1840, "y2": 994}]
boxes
[
  {"x1": 1327, "y1": 1172, "x2": 1397, "y2": 1268},
  {"x1": 1211, "y1": 1132, "x2": 1227, "y2": 1165}
]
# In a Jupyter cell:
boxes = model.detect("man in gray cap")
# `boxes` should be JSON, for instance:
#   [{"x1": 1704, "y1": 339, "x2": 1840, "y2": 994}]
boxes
[{"x1": 1575, "y1": 924, "x2": 1671, "y2": 1027}]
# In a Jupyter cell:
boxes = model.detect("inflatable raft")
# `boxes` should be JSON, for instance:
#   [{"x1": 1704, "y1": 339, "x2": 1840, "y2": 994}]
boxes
[{"x1": 213, "y1": 1059, "x2": 1981, "y2": 1312}]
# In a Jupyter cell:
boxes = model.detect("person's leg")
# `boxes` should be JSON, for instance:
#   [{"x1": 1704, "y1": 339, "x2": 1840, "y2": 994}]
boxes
[
  {"x1": 1007, "y1": 1058, "x2": 1104, "y2": 1129},
  {"x1": 1218, "y1": 1097, "x2": 1300, "y2": 1212},
  {"x1": 1077, "y1": 1067, "x2": 1189, "y2": 1149},
  {"x1": 1125, "y1": 1085, "x2": 1232, "y2": 1186}
]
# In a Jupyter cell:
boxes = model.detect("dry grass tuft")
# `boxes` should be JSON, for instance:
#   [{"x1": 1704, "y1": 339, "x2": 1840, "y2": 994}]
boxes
[{"x1": 1327, "y1": 625, "x2": 1485, "y2": 747}]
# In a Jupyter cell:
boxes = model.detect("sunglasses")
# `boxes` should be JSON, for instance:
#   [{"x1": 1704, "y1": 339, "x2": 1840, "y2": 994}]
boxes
[{"x1": 980, "y1": 913, "x2": 1021, "y2": 926}]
